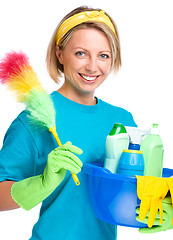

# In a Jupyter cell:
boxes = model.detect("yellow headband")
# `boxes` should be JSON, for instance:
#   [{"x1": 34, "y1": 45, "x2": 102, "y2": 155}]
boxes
[{"x1": 56, "y1": 10, "x2": 115, "y2": 45}]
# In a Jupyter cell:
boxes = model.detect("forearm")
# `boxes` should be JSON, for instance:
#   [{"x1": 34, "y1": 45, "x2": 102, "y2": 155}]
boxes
[
  {"x1": 0, "y1": 142, "x2": 82, "y2": 211},
  {"x1": 0, "y1": 181, "x2": 20, "y2": 211}
]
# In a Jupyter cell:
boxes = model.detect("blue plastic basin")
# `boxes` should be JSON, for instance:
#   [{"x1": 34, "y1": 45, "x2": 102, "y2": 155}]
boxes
[{"x1": 82, "y1": 163, "x2": 173, "y2": 228}]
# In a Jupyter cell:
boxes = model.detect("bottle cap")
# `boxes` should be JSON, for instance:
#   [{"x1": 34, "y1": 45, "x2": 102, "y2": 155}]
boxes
[
  {"x1": 109, "y1": 123, "x2": 127, "y2": 136},
  {"x1": 150, "y1": 123, "x2": 160, "y2": 135},
  {"x1": 153, "y1": 123, "x2": 159, "y2": 128},
  {"x1": 123, "y1": 149, "x2": 143, "y2": 154}
]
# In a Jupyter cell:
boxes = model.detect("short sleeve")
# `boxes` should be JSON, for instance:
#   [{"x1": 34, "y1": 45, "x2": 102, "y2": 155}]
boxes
[
  {"x1": 0, "y1": 117, "x2": 38, "y2": 182},
  {"x1": 126, "y1": 111, "x2": 137, "y2": 127}
]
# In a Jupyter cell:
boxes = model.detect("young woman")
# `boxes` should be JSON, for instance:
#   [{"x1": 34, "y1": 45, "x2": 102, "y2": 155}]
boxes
[{"x1": 0, "y1": 6, "x2": 137, "y2": 240}]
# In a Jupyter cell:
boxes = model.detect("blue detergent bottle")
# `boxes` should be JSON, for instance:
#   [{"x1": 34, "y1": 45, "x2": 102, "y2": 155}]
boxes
[
  {"x1": 118, "y1": 126, "x2": 149, "y2": 177},
  {"x1": 118, "y1": 149, "x2": 145, "y2": 177}
]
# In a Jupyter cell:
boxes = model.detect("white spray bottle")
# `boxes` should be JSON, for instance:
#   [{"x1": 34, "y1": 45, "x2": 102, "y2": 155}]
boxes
[{"x1": 125, "y1": 126, "x2": 149, "y2": 150}]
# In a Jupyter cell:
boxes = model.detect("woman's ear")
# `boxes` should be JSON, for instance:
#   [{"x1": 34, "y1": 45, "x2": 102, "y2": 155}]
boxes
[{"x1": 55, "y1": 45, "x2": 63, "y2": 64}]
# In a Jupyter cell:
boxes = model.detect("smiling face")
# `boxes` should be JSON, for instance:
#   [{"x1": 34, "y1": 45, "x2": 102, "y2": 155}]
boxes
[{"x1": 56, "y1": 28, "x2": 112, "y2": 104}]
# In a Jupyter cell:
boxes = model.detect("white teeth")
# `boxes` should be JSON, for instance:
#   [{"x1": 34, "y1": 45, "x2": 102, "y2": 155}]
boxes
[{"x1": 81, "y1": 74, "x2": 97, "y2": 81}]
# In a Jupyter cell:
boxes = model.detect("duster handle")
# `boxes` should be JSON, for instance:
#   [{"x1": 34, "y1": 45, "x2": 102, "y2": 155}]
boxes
[{"x1": 49, "y1": 126, "x2": 80, "y2": 186}]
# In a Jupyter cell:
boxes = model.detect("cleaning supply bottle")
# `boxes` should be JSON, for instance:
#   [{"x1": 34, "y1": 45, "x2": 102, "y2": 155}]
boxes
[
  {"x1": 140, "y1": 123, "x2": 164, "y2": 177},
  {"x1": 104, "y1": 123, "x2": 129, "y2": 173},
  {"x1": 125, "y1": 126, "x2": 149, "y2": 150},
  {"x1": 118, "y1": 149, "x2": 145, "y2": 177}
]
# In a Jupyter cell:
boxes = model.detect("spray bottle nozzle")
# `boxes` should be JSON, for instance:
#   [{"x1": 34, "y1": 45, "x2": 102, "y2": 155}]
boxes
[{"x1": 125, "y1": 127, "x2": 149, "y2": 150}]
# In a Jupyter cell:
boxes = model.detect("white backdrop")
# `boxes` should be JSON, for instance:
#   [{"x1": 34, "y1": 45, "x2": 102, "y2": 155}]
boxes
[{"x1": 0, "y1": 0, "x2": 173, "y2": 239}]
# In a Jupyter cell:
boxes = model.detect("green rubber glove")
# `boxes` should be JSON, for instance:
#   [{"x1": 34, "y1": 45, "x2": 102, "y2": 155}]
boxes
[
  {"x1": 11, "y1": 141, "x2": 83, "y2": 210},
  {"x1": 136, "y1": 196, "x2": 173, "y2": 233}
]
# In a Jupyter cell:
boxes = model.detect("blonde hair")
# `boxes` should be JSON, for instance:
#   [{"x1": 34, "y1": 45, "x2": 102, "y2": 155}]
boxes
[{"x1": 46, "y1": 6, "x2": 121, "y2": 83}]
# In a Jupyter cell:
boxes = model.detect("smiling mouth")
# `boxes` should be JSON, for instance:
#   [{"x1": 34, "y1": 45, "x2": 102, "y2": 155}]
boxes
[{"x1": 79, "y1": 73, "x2": 99, "y2": 82}]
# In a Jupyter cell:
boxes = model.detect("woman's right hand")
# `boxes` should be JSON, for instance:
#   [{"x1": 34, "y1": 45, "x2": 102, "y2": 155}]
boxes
[
  {"x1": 10, "y1": 141, "x2": 83, "y2": 211},
  {"x1": 43, "y1": 141, "x2": 83, "y2": 189}
]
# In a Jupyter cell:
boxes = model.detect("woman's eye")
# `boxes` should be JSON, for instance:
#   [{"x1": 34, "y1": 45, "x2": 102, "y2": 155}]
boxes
[
  {"x1": 76, "y1": 51, "x2": 85, "y2": 57},
  {"x1": 100, "y1": 54, "x2": 109, "y2": 59}
]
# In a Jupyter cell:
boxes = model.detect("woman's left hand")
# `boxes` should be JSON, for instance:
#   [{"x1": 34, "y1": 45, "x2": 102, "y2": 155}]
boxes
[{"x1": 136, "y1": 196, "x2": 173, "y2": 233}]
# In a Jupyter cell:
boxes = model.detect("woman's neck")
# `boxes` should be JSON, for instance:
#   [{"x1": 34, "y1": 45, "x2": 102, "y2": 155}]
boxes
[{"x1": 57, "y1": 85, "x2": 97, "y2": 106}]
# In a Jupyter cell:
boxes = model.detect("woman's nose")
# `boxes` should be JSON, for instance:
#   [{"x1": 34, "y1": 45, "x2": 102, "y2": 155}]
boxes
[{"x1": 85, "y1": 56, "x2": 98, "y2": 73}]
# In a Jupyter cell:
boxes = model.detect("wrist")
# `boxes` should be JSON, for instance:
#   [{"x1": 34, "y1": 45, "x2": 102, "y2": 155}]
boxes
[{"x1": 11, "y1": 174, "x2": 57, "y2": 210}]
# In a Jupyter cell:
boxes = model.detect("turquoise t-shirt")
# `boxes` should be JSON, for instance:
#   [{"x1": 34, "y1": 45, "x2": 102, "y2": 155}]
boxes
[{"x1": 0, "y1": 92, "x2": 137, "y2": 240}]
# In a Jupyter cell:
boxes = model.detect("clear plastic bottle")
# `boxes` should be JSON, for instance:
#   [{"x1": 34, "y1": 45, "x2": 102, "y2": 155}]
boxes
[
  {"x1": 104, "y1": 123, "x2": 129, "y2": 173},
  {"x1": 140, "y1": 123, "x2": 164, "y2": 177}
]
